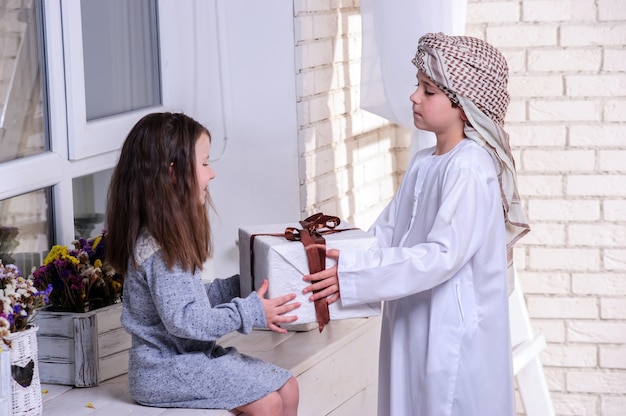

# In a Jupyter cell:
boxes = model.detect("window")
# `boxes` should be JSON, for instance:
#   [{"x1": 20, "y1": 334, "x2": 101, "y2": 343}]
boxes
[
  {"x1": 0, "y1": 1, "x2": 46, "y2": 162},
  {"x1": 0, "y1": 189, "x2": 51, "y2": 274},
  {"x1": 63, "y1": 0, "x2": 165, "y2": 159},
  {"x1": 72, "y1": 169, "x2": 112, "y2": 239},
  {"x1": 0, "y1": 1, "x2": 51, "y2": 273},
  {"x1": 0, "y1": 0, "x2": 224, "y2": 261},
  {"x1": 81, "y1": 0, "x2": 161, "y2": 121}
]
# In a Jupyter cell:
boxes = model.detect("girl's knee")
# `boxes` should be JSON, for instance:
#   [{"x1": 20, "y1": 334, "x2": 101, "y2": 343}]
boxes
[
  {"x1": 279, "y1": 377, "x2": 299, "y2": 415},
  {"x1": 261, "y1": 392, "x2": 283, "y2": 413},
  {"x1": 283, "y1": 377, "x2": 299, "y2": 393},
  {"x1": 279, "y1": 377, "x2": 299, "y2": 400},
  {"x1": 237, "y1": 391, "x2": 282, "y2": 416}
]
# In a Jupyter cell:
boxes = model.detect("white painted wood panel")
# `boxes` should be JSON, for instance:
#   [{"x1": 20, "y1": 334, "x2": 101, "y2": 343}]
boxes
[
  {"x1": 34, "y1": 304, "x2": 130, "y2": 387},
  {"x1": 328, "y1": 382, "x2": 378, "y2": 416}
]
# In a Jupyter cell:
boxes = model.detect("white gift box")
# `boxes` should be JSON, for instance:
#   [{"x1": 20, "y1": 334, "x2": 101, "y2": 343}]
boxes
[{"x1": 239, "y1": 220, "x2": 381, "y2": 331}]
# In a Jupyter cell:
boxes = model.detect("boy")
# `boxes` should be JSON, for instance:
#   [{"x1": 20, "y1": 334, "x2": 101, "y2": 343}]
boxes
[{"x1": 303, "y1": 33, "x2": 530, "y2": 415}]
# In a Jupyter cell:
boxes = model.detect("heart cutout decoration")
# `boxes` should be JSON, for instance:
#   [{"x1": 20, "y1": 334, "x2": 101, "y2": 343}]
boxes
[{"x1": 12, "y1": 360, "x2": 34, "y2": 387}]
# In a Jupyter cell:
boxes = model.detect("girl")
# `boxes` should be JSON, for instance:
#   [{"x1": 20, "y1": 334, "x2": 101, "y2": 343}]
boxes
[{"x1": 106, "y1": 112, "x2": 299, "y2": 416}]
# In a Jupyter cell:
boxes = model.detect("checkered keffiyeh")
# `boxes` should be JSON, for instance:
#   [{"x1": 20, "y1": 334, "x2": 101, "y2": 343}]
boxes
[{"x1": 413, "y1": 32, "x2": 530, "y2": 292}]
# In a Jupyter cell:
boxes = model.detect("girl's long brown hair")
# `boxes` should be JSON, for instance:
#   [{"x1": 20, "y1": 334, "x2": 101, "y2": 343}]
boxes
[{"x1": 105, "y1": 112, "x2": 212, "y2": 275}]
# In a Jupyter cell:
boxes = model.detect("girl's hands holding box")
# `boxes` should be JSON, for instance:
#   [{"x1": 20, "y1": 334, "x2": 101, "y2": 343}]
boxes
[{"x1": 256, "y1": 279, "x2": 301, "y2": 334}]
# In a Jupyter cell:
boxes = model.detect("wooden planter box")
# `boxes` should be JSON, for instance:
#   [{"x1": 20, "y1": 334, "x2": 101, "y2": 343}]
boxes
[{"x1": 33, "y1": 303, "x2": 131, "y2": 387}]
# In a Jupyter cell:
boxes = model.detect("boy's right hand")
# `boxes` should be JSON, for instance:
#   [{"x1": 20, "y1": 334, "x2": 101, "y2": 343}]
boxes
[
  {"x1": 256, "y1": 279, "x2": 300, "y2": 334},
  {"x1": 302, "y1": 248, "x2": 341, "y2": 304}
]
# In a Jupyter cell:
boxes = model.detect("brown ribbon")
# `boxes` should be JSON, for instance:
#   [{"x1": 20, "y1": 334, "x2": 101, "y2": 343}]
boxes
[{"x1": 249, "y1": 213, "x2": 354, "y2": 332}]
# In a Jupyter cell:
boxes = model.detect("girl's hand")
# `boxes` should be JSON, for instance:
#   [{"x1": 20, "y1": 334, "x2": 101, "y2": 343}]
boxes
[
  {"x1": 302, "y1": 249, "x2": 341, "y2": 305},
  {"x1": 257, "y1": 279, "x2": 300, "y2": 334}
]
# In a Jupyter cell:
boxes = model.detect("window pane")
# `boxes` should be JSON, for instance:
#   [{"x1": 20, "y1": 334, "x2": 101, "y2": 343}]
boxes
[
  {"x1": 81, "y1": 0, "x2": 161, "y2": 121},
  {"x1": 0, "y1": 0, "x2": 46, "y2": 162},
  {"x1": 72, "y1": 169, "x2": 112, "y2": 239},
  {"x1": 0, "y1": 189, "x2": 51, "y2": 274}
]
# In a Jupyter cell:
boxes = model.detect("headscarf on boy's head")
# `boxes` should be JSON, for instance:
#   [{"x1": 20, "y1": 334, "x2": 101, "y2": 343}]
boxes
[{"x1": 412, "y1": 32, "x2": 530, "y2": 293}]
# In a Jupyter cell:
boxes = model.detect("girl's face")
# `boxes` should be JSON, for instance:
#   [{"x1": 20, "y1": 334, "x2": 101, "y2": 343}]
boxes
[
  {"x1": 194, "y1": 133, "x2": 216, "y2": 205},
  {"x1": 410, "y1": 71, "x2": 465, "y2": 140}
]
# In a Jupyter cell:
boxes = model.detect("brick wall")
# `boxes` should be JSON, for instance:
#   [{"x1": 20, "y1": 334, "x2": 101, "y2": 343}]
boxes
[
  {"x1": 296, "y1": 0, "x2": 625, "y2": 415},
  {"x1": 294, "y1": 0, "x2": 412, "y2": 228},
  {"x1": 466, "y1": 1, "x2": 626, "y2": 414}
]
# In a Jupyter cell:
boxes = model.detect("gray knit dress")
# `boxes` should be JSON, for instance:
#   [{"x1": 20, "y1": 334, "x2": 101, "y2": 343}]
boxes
[{"x1": 120, "y1": 232, "x2": 292, "y2": 410}]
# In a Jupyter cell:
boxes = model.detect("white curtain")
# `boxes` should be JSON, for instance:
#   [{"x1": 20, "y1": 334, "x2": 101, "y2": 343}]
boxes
[{"x1": 360, "y1": 0, "x2": 467, "y2": 150}]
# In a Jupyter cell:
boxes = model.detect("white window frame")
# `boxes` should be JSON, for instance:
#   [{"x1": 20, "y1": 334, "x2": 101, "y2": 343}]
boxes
[
  {"x1": 0, "y1": 0, "x2": 224, "y2": 245},
  {"x1": 62, "y1": 0, "x2": 198, "y2": 160}
]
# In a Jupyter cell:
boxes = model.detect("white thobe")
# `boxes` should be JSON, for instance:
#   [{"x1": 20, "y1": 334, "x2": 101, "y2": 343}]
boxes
[{"x1": 338, "y1": 139, "x2": 515, "y2": 416}]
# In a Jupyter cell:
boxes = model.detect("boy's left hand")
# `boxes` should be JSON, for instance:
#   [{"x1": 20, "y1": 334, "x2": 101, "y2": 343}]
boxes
[{"x1": 302, "y1": 249, "x2": 341, "y2": 305}]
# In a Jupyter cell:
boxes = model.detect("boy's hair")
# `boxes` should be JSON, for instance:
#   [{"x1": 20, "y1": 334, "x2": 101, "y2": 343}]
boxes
[{"x1": 106, "y1": 112, "x2": 212, "y2": 275}]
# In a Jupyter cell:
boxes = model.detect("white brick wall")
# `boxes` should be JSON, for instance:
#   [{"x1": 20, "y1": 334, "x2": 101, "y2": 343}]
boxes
[
  {"x1": 295, "y1": 1, "x2": 411, "y2": 228},
  {"x1": 467, "y1": 1, "x2": 626, "y2": 412},
  {"x1": 297, "y1": 0, "x2": 625, "y2": 414}
]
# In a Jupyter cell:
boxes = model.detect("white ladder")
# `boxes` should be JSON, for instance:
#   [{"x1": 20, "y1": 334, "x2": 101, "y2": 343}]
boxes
[{"x1": 510, "y1": 273, "x2": 556, "y2": 416}]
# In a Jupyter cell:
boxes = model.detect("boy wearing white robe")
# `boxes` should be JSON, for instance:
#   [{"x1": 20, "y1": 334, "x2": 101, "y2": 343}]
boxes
[{"x1": 303, "y1": 32, "x2": 530, "y2": 416}]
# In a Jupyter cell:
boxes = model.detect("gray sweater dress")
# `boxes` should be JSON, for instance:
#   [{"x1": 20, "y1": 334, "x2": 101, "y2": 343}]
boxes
[{"x1": 120, "y1": 232, "x2": 292, "y2": 410}]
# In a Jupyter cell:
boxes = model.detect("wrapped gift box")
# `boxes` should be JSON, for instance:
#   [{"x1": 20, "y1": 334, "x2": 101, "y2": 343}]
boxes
[{"x1": 239, "y1": 220, "x2": 381, "y2": 331}]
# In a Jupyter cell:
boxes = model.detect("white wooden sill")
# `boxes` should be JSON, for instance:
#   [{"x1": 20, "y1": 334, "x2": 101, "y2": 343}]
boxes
[{"x1": 41, "y1": 316, "x2": 381, "y2": 416}]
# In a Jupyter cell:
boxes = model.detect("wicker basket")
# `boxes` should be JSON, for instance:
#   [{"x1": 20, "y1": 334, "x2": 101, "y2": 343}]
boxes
[{"x1": 3, "y1": 326, "x2": 43, "y2": 416}]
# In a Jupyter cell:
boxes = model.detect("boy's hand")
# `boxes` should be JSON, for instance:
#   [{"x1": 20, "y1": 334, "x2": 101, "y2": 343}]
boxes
[
  {"x1": 302, "y1": 249, "x2": 341, "y2": 305},
  {"x1": 256, "y1": 279, "x2": 300, "y2": 334}
]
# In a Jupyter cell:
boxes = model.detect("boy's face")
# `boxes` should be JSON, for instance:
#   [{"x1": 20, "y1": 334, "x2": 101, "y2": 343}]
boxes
[{"x1": 410, "y1": 71, "x2": 465, "y2": 139}]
